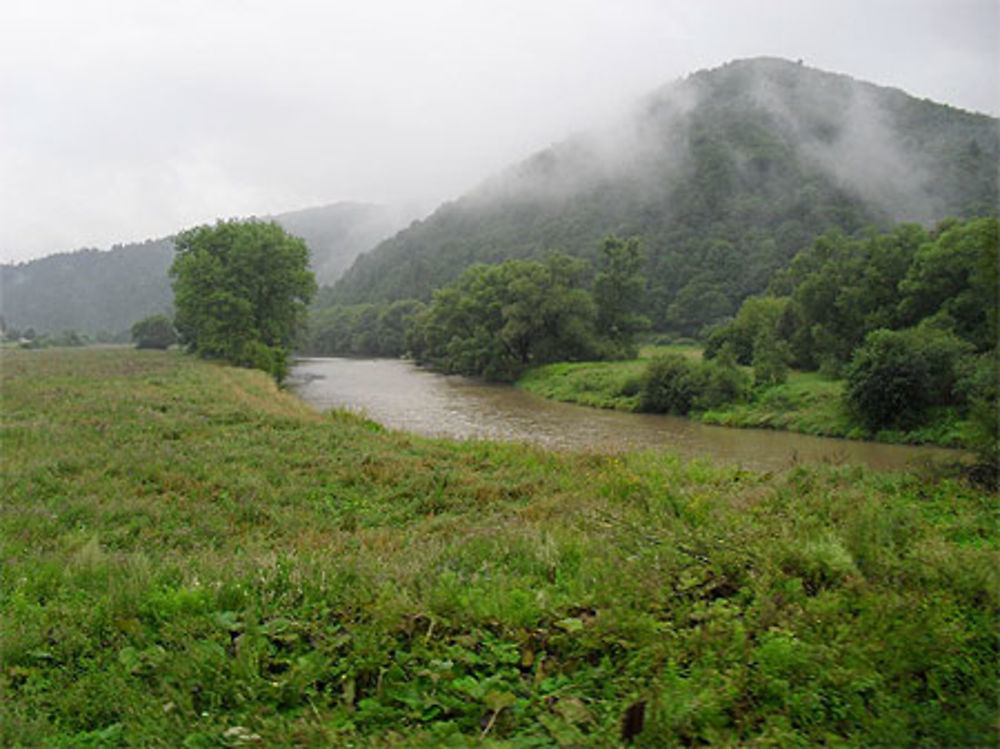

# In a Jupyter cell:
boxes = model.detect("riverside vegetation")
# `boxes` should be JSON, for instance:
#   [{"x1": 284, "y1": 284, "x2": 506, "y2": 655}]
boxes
[
  {"x1": 2, "y1": 347, "x2": 997, "y2": 747},
  {"x1": 305, "y1": 217, "x2": 997, "y2": 465},
  {"x1": 518, "y1": 344, "x2": 977, "y2": 449}
]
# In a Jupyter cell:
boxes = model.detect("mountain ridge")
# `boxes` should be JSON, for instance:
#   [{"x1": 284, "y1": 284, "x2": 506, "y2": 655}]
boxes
[
  {"x1": 0, "y1": 202, "x2": 415, "y2": 336},
  {"x1": 326, "y1": 57, "x2": 998, "y2": 333}
]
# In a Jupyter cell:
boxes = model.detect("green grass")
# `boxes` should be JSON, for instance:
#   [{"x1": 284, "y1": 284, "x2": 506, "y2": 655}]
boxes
[
  {"x1": 2, "y1": 348, "x2": 997, "y2": 747},
  {"x1": 518, "y1": 346, "x2": 700, "y2": 412},
  {"x1": 698, "y1": 371, "x2": 852, "y2": 435}
]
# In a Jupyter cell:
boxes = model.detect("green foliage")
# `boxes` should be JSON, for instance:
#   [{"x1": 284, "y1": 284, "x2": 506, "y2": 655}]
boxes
[
  {"x1": 639, "y1": 354, "x2": 700, "y2": 414},
  {"x1": 2, "y1": 348, "x2": 997, "y2": 747},
  {"x1": 170, "y1": 220, "x2": 316, "y2": 381},
  {"x1": 751, "y1": 329, "x2": 791, "y2": 388},
  {"x1": 955, "y1": 352, "x2": 999, "y2": 477},
  {"x1": 709, "y1": 217, "x2": 997, "y2": 436},
  {"x1": 638, "y1": 354, "x2": 749, "y2": 415},
  {"x1": 410, "y1": 255, "x2": 600, "y2": 380},
  {"x1": 593, "y1": 236, "x2": 649, "y2": 357},
  {"x1": 130, "y1": 314, "x2": 177, "y2": 350},
  {"x1": 769, "y1": 223, "x2": 930, "y2": 368},
  {"x1": 898, "y1": 217, "x2": 999, "y2": 352},
  {"x1": 522, "y1": 347, "x2": 983, "y2": 448},
  {"x1": 705, "y1": 296, "x2": 793, "y2": 365},
  {"x1": 845, "y1": 326, "x2": 974, "y2": 431},
  {"x1": 303, "y1": 299, "x2": 425, "y2": 357},
  {"x1": 12, "y1": 329, "x2": 90, "y2": 349},
  {"x1": 325, "y1": 59, "x2": 997, "y2": 338},
  {"x1": 756, "y1": 218, "x2": 997, "y2": 372}
]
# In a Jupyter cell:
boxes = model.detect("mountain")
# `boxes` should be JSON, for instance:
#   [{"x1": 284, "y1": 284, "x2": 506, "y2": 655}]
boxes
[
  {"x1": 267, "y1": 202, "x2": 418, "y2": 284},
  {"x1": 328, "y1": 58, "x2": 998, "y2": 333},
  {"x1": 0, "y1": 202, "x2": 414, "y2": 337}
]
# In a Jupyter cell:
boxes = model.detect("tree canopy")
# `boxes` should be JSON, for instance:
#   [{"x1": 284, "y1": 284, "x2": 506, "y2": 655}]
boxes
[
  {"x1": 170, "y1": 220, "x2": 316, "y2": 380},
  {"x1": 409, "y1": 255, "x2": 599, "y2": 380}
]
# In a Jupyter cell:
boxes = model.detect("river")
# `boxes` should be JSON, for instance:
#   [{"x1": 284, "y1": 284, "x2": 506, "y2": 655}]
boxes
[{"x1": 288, "y1": 357, "x2": 960, "y2": 472}]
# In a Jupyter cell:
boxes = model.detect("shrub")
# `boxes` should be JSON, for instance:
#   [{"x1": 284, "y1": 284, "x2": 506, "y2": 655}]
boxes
[
  {"x1": 639, "y1": 354, "x2": 700, "y2": 414},
  {"x1": 236, "y1": 341, "x2": 288, "y2": 382},
  {"x1": 639, "y1": 355, "x2": 747, "y2": 414},
  {"x1": 957, "y1": 352, "x2": 999, "y2": 478},
  {"x1": 695, "y1": 358, "x2": 749, "y2": 410},
  {"x1": 845, "y1": 326, "x2": 972, "y2": 430},
  {"x1": 131, "y1": 315, "x2": 177, "y2": 350}
]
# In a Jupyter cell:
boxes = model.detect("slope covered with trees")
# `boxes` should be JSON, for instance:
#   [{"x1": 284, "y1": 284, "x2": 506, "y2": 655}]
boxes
[
  {"x1": 0, "y1": 202, "x2": 410, "y2": 338},
  {"x1": 326, "y1": 58, "x2": 998, "y2": 334},
  {"x1": 698, "y1": 217, "x2": 997, "y2": 451}
]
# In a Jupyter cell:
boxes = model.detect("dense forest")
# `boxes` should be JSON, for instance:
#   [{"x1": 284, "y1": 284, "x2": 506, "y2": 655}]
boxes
[
  {"x1": 0, "y1": 202, "x2": 411, "y2": 338},
  {"x1": 697, "y1": 217, "x2": 997, "y2": 450},
  {"x1": 319, "y1": 58, "x2": 997, "y2": 336},
  {"x1": 304, "y1": 236, "x2": 648, "y2": 379}
]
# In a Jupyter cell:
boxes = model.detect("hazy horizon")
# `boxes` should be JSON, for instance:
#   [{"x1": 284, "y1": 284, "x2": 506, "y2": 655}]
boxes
[{"x1": 3, "y1": 0, "x2": 997, "y2": 264}]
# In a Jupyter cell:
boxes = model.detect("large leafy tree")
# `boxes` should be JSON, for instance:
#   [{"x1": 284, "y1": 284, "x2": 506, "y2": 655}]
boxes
[
  {"x1": 170, "y1": 220, "x2": 316, "y2": 380},
  {"x1": 410, "y1": 255, "x2": 598, "y2": 380}
]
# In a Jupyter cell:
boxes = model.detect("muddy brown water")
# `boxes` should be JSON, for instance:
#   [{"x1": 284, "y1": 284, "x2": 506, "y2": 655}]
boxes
[{"x1": 288, "y1": 357, "x2": 963, "y2": 473}]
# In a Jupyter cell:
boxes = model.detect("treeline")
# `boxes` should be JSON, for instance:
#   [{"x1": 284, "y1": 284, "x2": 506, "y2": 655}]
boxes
[
  {"x1": 692, "y1": 216, "x2": 997, "y2": 444},
  {"x1": 0, "y1": 239, "x2": 175, "y2": 338},
  {"x1": 706, "y1": 217, "x2": 996, "y2": 369},
  {"x1": 1, "y1": 328, "x2": 125, "y2": 349},
  {"x1": 302, "y1": 237, "x2": 648, "y2": 380}
]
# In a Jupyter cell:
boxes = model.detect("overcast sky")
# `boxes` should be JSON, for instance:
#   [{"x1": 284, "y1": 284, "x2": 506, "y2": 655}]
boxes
[{"x1": 2, "y1": 0, "x2": 997, "y2": 263}]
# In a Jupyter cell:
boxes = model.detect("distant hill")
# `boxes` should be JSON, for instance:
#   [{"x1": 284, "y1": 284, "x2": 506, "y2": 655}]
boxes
[
  {"x1": 268, "y1": 202, "x2": 418, "y2": 284},
  {"x1": 328, "y1": 58, "x2": 998, "y2": 333},
  {"x1": 0, "y1": 202, "x2": 414, "y2": 336}
]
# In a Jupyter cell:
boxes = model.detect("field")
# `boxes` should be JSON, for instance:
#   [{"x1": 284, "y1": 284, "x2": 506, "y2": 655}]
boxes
[{"x1": 2, "y1": 348, "x2": 997, "y2": 747}]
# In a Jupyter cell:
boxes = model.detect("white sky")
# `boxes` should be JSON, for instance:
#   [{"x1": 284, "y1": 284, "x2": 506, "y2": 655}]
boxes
[{"x1": 1, "y1": 0, "x2": 997, "y2": 263}]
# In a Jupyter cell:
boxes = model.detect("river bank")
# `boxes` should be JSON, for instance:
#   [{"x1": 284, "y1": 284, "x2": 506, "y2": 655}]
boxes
[
  {"x1": 289, "y1": 356, "x2": 962, "y2": 472},
  {"x1": 517, "y1": 346, "x2": 975, "y2": 449},
  {"x1": 2, "y1": 347, "x2": 996, "y2": 747}
]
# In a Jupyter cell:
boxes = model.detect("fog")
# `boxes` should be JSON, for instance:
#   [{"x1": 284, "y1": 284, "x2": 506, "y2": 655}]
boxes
[{"x1": 1, "y1": 0, "x2": 997, "y2": 264}]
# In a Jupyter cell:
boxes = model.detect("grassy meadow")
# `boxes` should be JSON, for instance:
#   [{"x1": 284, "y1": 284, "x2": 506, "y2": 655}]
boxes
[{"x1": 1, "y1": 347, "x2": 997, "y2": 747}]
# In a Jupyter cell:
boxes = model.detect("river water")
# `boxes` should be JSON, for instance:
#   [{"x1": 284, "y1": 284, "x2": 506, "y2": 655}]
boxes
[{"x1": 288, "y1": 357, "x2": 960, "y2": 472}]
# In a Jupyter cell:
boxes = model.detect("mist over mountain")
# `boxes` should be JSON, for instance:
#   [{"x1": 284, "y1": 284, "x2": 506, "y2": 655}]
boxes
[
  {"x1": 4, "y1": 58, "x2": 996, "y2": 340},
  {"x1": 328, "y1": 58, "x2": 998, "y2": 332},
  {"x1": 0, "y1": 202, "x2": 414, "y2": 336},
  {"x1": 269, "y1": 202, "x2": 419, "y2": 284}
]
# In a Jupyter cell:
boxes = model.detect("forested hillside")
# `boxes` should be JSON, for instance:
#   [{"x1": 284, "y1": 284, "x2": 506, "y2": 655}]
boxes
[
  {"x1": 0, "y1": 239, "x2": 175, "y2": 340},
  {"x1": 326, "y1": 58, "x2": 998, "y2": 333},
  {"x1": 0, "y1": 202, "x2": 410, "y2": 337}
]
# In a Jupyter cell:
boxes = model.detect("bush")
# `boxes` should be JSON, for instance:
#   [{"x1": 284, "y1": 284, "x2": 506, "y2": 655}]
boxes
[
  {"x1": 131, "y1": 315, "x2": 177, "y2": 350},
  {"x1": 639, "y1": 355, "x2": 747, "y2": 414},
  {"x1": 958, "y1": 352, "x2": 999, "y2": 477},
  {"x1": 845, "y1": 326, "x2": 972, "y2": 430},
  {"x1": 236, "y1": 341, "x2": 288, "y2": 382},
  {"x1": 639, "y1": 354, "x2": 700, "y2": 414},
  {"x1": 696, "y1": 358, "x2": 750, "y2": 410}
]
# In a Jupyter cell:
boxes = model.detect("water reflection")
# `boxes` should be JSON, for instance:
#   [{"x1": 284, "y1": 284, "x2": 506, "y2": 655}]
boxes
[{"x1": 288, "y1": 357, "x2": 959, "y2": 472}]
